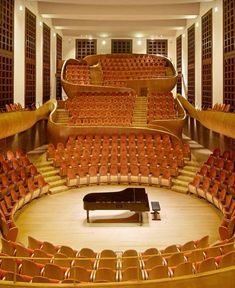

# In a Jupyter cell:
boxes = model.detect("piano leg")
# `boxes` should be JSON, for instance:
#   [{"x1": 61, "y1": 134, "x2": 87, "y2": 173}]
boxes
[{"x1": 86, "y1": 210, "x2": 90, "y2": 223}]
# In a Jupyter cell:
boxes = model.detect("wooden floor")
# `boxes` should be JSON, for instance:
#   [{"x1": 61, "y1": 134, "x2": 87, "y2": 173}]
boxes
[{"x1": 15, "y1": 185, "x2": 222, "y2": 252}]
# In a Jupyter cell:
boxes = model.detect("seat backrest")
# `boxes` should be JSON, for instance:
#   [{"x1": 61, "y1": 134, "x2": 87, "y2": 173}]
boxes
[
  {"x1": 94, "y1": 267, "x2": 117, "y2": 282},
  {"x1": 42, "y1": 263, "x2": 66, "y2": 280},
  {"x1": 147, "y1": 265, "x2": 169, "y2": 280},
  {"x1": 197, "y1": 257, "x2": 217, "y2": 273},
  {"x1": 21, "y1": 259, "x2": 42, "y2": 277},
  {"x1": 174, "y1": 261, "x2": 194, "y2": 277},
  {"x1": 121, "y1": 267, "x2": 143, "y2": 281}
]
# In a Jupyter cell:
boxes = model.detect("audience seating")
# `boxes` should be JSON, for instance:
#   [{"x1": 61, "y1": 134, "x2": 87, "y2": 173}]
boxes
[
  {"x1": 1, "y1": 234, "x2": 234, "y2": 284},
  {"x1": 0, "y1": 149, "x2": 49, "y2": 242},
  {"x1": 47, "y1": 133, "x2": 190, "y2": 189},
  {"x1": 65, "y1": 62, "x2": 90, "y2": 85},
  {"x1": 98, "y1": 54, "x2": 170, "y2": 87},
  {"x1": 147, "y1": 92, "x2": 178, "y2": 122},
  {"x1": 188, "y1": 149, "x2": 235, "y2": 240},
  {"x1": 66, "y1": 90, "x2": 136, "y2": 127},
  {"x1": 1, "y1": 146, "x2": 234, "y2": 285}
]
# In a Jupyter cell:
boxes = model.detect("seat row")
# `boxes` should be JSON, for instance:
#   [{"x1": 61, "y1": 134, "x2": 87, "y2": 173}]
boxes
[
  {"x1": 0, "y1": 150, "x2": 49, "y2": 242},
  {"x1": 1, "y1": 235, "x2": 235, "y2": 283},
  {"x1": 208, "y1": 103, "x2": 231, "y2": 112},
  {"x1": 47, "y1": 134, "x2": 190, "y2": 188},
  {"x1": 188, "y1": 149, "x2": 235, "y2": 240},
  {"x1": 66, "y1": 91, "x2": 135, "y2": 127},
  {"x1": 147, "y1": 92, "x2": 178, "y2": 122}
]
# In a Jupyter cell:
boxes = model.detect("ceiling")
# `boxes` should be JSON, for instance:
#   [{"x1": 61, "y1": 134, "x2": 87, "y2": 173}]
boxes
[{"x1": 31, "y1": 0, "x2": 214, "y2": 38}]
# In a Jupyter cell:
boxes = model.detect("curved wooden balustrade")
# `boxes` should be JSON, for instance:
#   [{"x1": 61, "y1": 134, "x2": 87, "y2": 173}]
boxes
[
  {"x1": 0, "y1": 100, "x2": 55, "y2": 140},
  {"x1": 61, "y1": 54, "x2": 177, "y2": 98},
  {"x1": 177, "y1": 95, "x2": 235, "y2": 139},
  {"x1": 59, "y1": 54, "x2": 185, "y2": 140}
]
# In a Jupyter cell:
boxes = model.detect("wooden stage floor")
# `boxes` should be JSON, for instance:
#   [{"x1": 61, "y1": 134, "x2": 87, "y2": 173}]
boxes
[{"x1": 15, "y1": 185, "x2": 222, "y2": 252}]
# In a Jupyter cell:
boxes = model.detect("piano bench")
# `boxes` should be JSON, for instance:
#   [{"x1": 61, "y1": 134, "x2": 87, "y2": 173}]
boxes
[{"x1": 151, "y1": 201, "x2": 161, "y2": 221}]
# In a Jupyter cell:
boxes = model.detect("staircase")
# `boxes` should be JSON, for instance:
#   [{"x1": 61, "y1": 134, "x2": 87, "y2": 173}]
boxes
[
  {"x1": 132, "y1": 96, "x2": 148, "y2": 127},
  {"x1": 27, "y1": 146, "x2": 69, "y2": 195},
  {"x1": 53, "y1": 109, "x2": 70, "y2": 124},
  {"x1": 171, "y1": 160, "x2": 201, "y2": 193}
]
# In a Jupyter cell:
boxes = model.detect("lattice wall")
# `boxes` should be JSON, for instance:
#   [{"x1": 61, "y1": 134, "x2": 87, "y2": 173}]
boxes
[
  {"x1": 147, "y1": 39, "x2": 168, "y2": 56},
  {"x1": 0, "y1": 0, "x2": 14, "y2": 110},
  {"x1": 43, "y1": 23, "x2": 51, "y2": 103},
  {"x1": 176, "y1": 35, "x2": 182, "y2": 95},
  {"x1": 201, "y1": 9, "x2": 213, "y2": 109},
  {"x1": 111, "y1": 39, "x2": 132, "y2": 54},
  {"x1": 76, "y1": 39, "x2": 97, "y2": 59},
  {"x1": 56, "y1": 34, "x2": 62, "y2": 100},
  {"x1": 25, "y1": 8, "x2": 36, "y2": 108},
  {"x1": 223, "y1": 0, "x2": 235, "y2": 111},
  {"x1": 187, "y1": 24, "x2": 195, "y2": 106}
]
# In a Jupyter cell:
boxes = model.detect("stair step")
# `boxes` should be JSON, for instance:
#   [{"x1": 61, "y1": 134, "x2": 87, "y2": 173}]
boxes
[
  {"x1": 178, "y1": 169, "x2": 196, "y2": 177},
  {"x1": 41, "y1": 170, "x2": 60, "y2": 177},
  {"x1": 171, "y1": 185, "x2": 189, "y2": 194},
  {"x1": 38, "y1": 166, "x2": 57, "y2": 173},
  {"x1": 49, "y1": 179, "x2": 67, "y2": 188},
  {"x1": 185, "y1": 160, "x2": 201, "y2": 167},
  {"x1": 49, "y1": 185, "x2": 69, "y2": 194},
  {"x1": 172, "y1": 179, "x2": 188, "y2": 187},
  {"x1": 183, "y1": 166, "x2": 199, "y2": 172},
  {"x1": 177, "y1": 175, "x2": 194, "y2": 182},
  {"x1": 44, "y1": 175, "x2": 61, "y2": 182},
  {"x1": 34, "y1": 161, "x2": 53, "y2": 168}
]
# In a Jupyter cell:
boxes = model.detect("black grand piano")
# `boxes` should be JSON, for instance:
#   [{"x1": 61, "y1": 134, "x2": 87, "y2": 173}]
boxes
[{"x1": 83, "y1": 188, "x2": 150, "y2": 224}]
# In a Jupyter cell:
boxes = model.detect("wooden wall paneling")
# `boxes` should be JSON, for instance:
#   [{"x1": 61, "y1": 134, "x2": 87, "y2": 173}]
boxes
[
  {"x1": 187, "y1": 24, "x2": 195, "y2": 106},
  {"x1": 147, "y1": 39, "x2": 168, "y2": 56},
  {"x1": 43, "y1": 23, "x2": 51, "y2": 103},
  {"x1": 223, "y1": 0, "x2": 235, "y2": 111},
  {"x1": 0, "y1": 0, "x2": 14, "y2": 110},
  {"x1": 25, "y1": 8, "x2": 36, "y2": 108},
  {"x1": 56, "y1": 34, "x2": 62, "y2": 100},
  {"x1": 201, "y1": 9, "x2": 213, "y2": 109},
  {"x1": 176, "y1": 35, "x2": 182, "y2": 94},
  {"x1": 75, "y1": 39, "x2": 97, "y2": 60},
  {"x1": 111, "y1": 39, "x2": 132, "y2": 54}
]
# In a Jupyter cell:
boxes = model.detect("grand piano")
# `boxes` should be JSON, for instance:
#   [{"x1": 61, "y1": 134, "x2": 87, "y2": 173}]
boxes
[{"x1": 83, "y1": 188, "x2": 150, "y2": 224}]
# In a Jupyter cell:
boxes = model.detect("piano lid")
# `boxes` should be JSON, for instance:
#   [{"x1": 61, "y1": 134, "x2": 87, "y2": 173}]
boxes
[{"x1": 83, "y1": 187, "x2": 148, "y2": 203}]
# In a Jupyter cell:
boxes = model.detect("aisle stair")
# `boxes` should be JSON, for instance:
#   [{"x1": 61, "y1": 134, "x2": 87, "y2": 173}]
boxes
[
  {"x1": 132, "y1": 96, "x2": 148, "y2": 127},
  {"x1": 171, "y1": 160, "x2": 201, "y2": 193},
  {"x1": 27, "y1": 146, "x2": 69, "y2": 194},
  {"x1": 53, "y1": 109, "x2": 70, "y2": 124}
]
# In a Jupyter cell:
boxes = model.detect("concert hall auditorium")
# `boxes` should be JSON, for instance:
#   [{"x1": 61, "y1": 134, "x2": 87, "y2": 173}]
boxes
[{"x1": 0, "y1": 0, "x2": 234, "y2": 287}]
